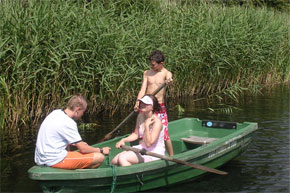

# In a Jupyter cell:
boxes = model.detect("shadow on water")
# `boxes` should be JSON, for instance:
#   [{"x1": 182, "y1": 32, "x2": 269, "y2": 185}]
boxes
[{"x1": 1, "y1": 84, "x2": 289, "y2": 193}]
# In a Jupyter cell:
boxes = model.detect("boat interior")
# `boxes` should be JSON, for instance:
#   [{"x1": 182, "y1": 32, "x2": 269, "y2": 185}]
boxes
[{"x1": 98, "y1": 119, "x2": 241, "y2": 164}]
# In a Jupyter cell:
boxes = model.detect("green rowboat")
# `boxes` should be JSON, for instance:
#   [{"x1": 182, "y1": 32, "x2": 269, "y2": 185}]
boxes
[{"x1": 28, "y1": 118, "x2": 258, "y2": 193}]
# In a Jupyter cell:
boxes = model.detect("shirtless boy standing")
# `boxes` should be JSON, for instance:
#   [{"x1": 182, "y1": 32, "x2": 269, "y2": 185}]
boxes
[{"x1": 134, "y1": 50, "x2": 174, "y2": 156}]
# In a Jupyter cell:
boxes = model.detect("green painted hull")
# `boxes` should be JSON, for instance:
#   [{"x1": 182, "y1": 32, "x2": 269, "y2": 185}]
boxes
[{"x1": 28, "y1": 118, "x2": 258, "y2": 193}]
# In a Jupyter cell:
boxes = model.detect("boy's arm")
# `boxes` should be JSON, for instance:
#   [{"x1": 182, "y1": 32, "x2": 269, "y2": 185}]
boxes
[
  {"x1": 165, "y1": 71, "x2": 173, "y2": 85},
  {"x1": 134, "y1": 71, "x2": 148, "y2": 111}
]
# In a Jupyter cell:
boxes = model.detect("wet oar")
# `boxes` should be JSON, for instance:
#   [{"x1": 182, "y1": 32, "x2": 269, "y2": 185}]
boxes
[
  {"x1": 99, "y1": 82, "x2": 167, "y2": 142},
  {"x1": 121, "y1": 145, "x2": 228, "y2": 175}
]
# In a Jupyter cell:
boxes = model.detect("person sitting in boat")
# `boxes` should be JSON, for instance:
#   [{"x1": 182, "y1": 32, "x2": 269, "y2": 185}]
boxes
[
  {"x1": 34, "y1": 94, "x2": 111, "y2": 169},
  {"x1": 112, "y1": 95, "x2": 165, "y2": 166}
]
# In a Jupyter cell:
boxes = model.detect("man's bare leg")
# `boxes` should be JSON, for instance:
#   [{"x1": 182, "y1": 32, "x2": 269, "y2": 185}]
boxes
[{"x1": 87, "y1": 153, "x2": 105, "y2": 169}]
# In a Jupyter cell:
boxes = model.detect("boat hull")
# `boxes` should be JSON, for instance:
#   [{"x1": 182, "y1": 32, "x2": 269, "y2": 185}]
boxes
[{"x1": 28, "y1": 118, "x2": 258, "y2": 193}]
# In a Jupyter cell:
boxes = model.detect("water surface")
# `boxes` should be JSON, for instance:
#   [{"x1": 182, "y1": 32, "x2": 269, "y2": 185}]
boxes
[{"x1": 1, "y1": 84, "x2": 289, "y2": 193}]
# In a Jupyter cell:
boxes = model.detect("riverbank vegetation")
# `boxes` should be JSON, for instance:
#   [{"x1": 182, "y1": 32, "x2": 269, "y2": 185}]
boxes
[{"x1": 0, "y1": 0, "x2": 289, "y2": 155}]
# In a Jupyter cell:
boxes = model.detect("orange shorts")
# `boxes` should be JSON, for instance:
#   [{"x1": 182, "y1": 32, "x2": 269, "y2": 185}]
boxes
[{"x1": 51, "y1": 151, "x2": 95, "y2": 170}]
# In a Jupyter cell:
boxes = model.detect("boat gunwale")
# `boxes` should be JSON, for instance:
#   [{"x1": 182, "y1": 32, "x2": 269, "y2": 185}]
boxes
[{"x1": 28, "y1": 119, "x2": 258, "y2": 181}]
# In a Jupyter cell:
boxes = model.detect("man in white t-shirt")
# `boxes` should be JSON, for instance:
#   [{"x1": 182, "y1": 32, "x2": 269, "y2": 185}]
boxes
[{"x1": 35, "y1": 94, "x2": 110, "y2": 169}]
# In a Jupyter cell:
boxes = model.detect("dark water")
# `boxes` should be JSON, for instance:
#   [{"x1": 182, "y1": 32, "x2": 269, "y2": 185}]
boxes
[{"x1": 1, "y1": 84, "x2": 289, "y2": 193}]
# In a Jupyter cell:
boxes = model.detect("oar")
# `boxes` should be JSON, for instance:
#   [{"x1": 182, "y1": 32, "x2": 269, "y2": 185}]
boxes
[
  {"x1": 121, "y1": 145, "x2": 228, "y2": 175},
  {"x1": 99, "y1": 82, "x2": 168, "y2": 142}
]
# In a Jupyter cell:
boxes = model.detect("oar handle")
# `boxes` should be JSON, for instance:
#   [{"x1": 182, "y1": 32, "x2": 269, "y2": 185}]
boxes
[{"x1": 121, "y1": 145, "x2": 228, "y2": 175}]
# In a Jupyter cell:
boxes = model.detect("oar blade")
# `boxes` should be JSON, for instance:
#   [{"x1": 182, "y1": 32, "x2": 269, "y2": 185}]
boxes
[{"x1": 185, "y1": 162, "x2": 227, "y2": 175}]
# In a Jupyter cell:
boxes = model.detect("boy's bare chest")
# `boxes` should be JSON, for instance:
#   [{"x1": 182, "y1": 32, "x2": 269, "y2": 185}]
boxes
[{"x1": 147, "y1": 71, "x2": 166, "y2": 84}]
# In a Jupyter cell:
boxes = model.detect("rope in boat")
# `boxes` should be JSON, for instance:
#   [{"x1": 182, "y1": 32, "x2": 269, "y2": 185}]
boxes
[
  {"x1": 110, "y1": 164, "x2": 117, "y2": 193},
  {"x1": 105, "y1": 154, "x2": 117, "y2": 193}
]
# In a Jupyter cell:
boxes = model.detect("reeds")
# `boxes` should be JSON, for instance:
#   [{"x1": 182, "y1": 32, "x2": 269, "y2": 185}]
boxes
[{"x1": 0, "y1": 0, "x2": 289, "y2": 155}]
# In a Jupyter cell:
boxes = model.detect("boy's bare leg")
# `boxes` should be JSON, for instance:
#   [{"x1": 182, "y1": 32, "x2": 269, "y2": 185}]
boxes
[{"x1": 165, "y1": 139, "x2": 174, "y2": 156}]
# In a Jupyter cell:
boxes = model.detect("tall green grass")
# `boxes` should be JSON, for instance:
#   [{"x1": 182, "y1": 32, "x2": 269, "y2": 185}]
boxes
[{"x1": 0, "y1": 0, "x2": 289, "y2": 155}]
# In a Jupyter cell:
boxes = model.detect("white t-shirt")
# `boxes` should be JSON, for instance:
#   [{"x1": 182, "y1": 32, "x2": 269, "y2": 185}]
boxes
[{"x1": 34, "y1": 109, "x2": 82, "y2": 166}]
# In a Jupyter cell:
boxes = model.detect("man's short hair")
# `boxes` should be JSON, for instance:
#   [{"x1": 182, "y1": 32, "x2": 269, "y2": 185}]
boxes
[
  {"x1": 148, "y1": 50, "x2": 165, "y2": 64},
  {"x1": 67, "y1": 94, "x2": 87, "y2": 111}
]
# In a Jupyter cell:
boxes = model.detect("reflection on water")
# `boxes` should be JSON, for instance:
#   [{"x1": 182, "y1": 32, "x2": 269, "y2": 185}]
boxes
[{"x1": 1, "y1": 84, "x2": 289, "y2": 193}]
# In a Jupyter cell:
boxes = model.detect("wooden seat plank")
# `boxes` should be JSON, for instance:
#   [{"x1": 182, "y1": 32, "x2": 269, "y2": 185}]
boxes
[{"x1": 181, "y1": 136, "x2": 217, "y2": 145}]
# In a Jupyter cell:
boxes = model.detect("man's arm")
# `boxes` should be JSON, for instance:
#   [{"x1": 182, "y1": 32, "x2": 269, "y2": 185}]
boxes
[
  {"x1": 134, "y1": 71, "x2": 148, "y2": 111},
  {"x1": 75, "y1": 142, "x2": 110, "y2": 155}
]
